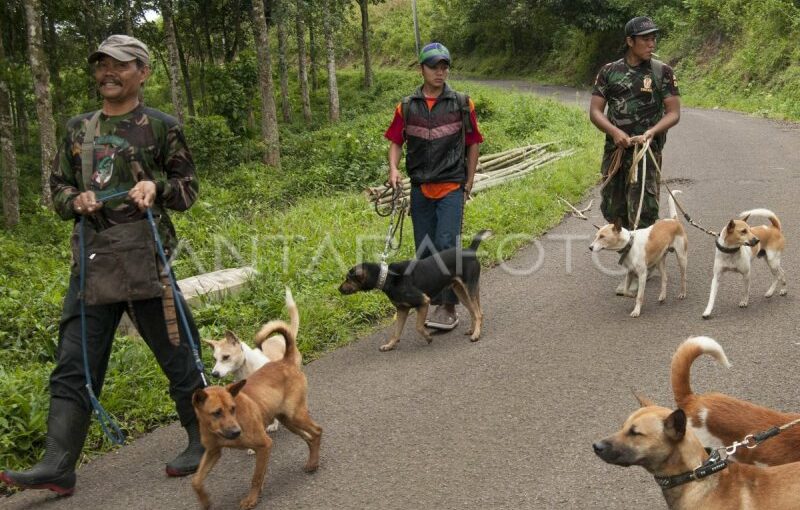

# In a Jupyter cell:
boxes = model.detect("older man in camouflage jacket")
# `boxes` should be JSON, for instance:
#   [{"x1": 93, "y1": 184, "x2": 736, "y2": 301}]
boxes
[{"x1": 0, "y1": 35, "x2": 204, "y2": 496}]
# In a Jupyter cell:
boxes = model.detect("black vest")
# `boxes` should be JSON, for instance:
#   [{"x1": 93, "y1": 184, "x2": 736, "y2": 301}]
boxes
[{"x1": 403, "y1": 85, "x2": 467, "y2": 185}]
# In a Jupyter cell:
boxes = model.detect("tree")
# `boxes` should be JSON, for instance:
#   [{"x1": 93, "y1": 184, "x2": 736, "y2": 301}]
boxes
[
  {"x1": 295, "y1": 0, "x2": 312, "y2": 123},
  {"x1": 275, "y1": 0, "x2": 292, "y2": 122},
  {"x1": 160, "y1": 0, "x2": 185, "y2": 123},
  {"x1": 23, "y1": 0, "x2": 56, "y2": 206},
  {"x1": 357, "y1": 0, "x2": 374, "y2": 88},
  {"x1": 0, "y1": 26, "x2": 20, "y2": 227},
  {"x1": 322, "y1": 0, "x2": 339, "y2": 121},
  {"x1": 252, "y1": 0, "x2": 281, "y2": 166}
]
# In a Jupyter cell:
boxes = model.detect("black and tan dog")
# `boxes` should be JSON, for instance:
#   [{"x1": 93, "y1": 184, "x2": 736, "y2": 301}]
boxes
[
  {"x1": 191, "y1": 320, "x2": 322, "y2": 510},
  {"x1": 339, "y1": 229, "x2": 492, "y2": 351}
]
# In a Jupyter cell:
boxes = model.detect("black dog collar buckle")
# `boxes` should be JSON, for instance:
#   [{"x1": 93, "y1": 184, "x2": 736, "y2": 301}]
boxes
[{"x1": 654, "y1": 450, "x2": 728, "y2": 490}]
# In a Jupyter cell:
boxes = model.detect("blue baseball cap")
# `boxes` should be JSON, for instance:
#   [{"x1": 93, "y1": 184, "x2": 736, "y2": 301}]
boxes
[{"x1": 419, "y1": 42, "x2": 451, "y2": 66}]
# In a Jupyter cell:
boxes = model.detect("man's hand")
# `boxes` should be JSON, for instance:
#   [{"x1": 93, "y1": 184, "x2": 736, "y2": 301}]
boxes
[
  {"x1": 612, "y1": 128, "x2": 631, "y2": 149},
  {"x1": 630, "y1": 129, "x2": 655, "y2": 145},
  {"x1": 72, "y1": 191, "x2": 102, "y2": 215},
  {"x1": 388, "y1": 167, "x2": 402, "y2": 189},
  {"x1": 129, "y1": 180, "x2": 157, "y2": 210}
]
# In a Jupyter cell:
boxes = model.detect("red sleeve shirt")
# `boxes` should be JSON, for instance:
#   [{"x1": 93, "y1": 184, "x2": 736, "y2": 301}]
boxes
[{"x1": 384, "y1": 97, "x2": 484, "y2": 146}]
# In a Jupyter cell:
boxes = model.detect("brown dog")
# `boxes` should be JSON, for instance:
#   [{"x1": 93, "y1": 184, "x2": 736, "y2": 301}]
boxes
[
  {"x1": 672, "y1": 336, "x2": 800, "y2": 466},
  {"x1": 593, "y1": 397, "x2": 800, "y2": 509},
  {"x1": 191, "y1": 320, "x2": 322, "y2": 510}
]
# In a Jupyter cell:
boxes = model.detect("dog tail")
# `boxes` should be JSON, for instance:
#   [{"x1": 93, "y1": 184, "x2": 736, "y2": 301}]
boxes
[
  {"x1": 671, "y1": 336, "x2": 731, "y2": 406},
  {"x1": 468, "y1": 229, "x2": 493, "y2": 251},
  {"x1": 667, "y1": 190, "x2": 681, "y2": 220},
  {"x1": 739, "y1": 209, "x2": 781, "y2": 231},
  {"x1": 255, "y1": 320, "x2": 300, "y2": 366},
  {"x1": 286, "y1": 286, "x2": 300, "y2": 339}
]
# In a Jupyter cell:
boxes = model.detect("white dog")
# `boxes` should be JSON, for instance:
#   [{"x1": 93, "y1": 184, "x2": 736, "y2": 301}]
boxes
[{"x1": 702, "y1": 209, "x2": 786, "y2": 318}]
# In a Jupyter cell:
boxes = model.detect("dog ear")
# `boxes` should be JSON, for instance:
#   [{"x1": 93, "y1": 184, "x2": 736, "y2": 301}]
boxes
[
  {"x1": 224, "y1": 330, "x2": 240, "y2": 345},
  {"x1": 663, "y1": 409, "x2": 687, "y2": 441},
  {"x1": 227, "y1": 379, "x2": 247, "y2": 397},
  {"x1": 202, "y1": 338, "x2": 217, "y2": 348},
  {"x1": 632, "y1": 390, "x2": 656, "y2": 408},
  {"x1": 726, "y1": 219, "x2": 736, "y2": 233},
  {"x1": 192, "y1": 388, "x2": 208, "y2": 407},
  {"x1": 740, "y1": 213, "x2": 750, "y2": 223},
  {"x1": 612, "y1": 218, "x2": 622, "y2": 232}
]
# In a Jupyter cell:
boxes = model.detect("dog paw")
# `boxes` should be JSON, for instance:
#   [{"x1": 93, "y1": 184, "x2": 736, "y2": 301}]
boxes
[
  {"x1": 780, "y1": 289, "x2": 788, "y2": 296},
  {"x1": 629, "y1": 309, "x2": 641, "y2": 318},
  {"x1": 678, "y1": 293, "x2": 686, "y2": 300},
  {"x1": 267, "y1": 421, "x2": 280, "y2": 433},
  {"x1": 765, "y1": 291, "x2": 774, "y2": 298},
  {"x1": 239, "y1": 495, "x2": 259, "y2": 509},
  {"x1": 469, "y1": 333, "x2": 480, "y2": 342},
  {"x1": 303, "y1": 461, "x2": 319, "y2": 473},
  {"x1": 422, "y1": 332, "x2": 433, "y2": 344},
  {"x1": 658, "y1": 295, "x2": 666, "y2": 303},
  {"x1": 702, "y1": 312, "x2": 711, "y2": 319},
  {"x1": 739, "y1": 300, "x2": 749, "y2": 308},
  {"x1": 379, "y1": 343, "x2": 396, "y2": 352},
  {"x1": 246, "y1": 448, "x2": 256, "y2": 455}
]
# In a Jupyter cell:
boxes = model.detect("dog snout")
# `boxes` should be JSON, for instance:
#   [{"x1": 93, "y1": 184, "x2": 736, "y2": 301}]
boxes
[
  {"x1": 592, "y1": 440, "x2": 610, "y2": 457},
  {"x1": 221, "y1": 427, "x2": 241, "y2": 440},
  {"x1": 338, "y1": 282, "x2": 355, "y2": 294}
]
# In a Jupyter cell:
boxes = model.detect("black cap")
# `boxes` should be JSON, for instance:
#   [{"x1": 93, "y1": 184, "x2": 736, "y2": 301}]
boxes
[{"x1": 625, "y1": 16, "x2": 659, "y2": 37}]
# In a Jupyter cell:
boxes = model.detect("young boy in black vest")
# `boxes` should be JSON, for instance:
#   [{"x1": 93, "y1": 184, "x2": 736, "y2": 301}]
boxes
[{"x1": 384, "y1": 42, "x2": 484, "y2": 330}]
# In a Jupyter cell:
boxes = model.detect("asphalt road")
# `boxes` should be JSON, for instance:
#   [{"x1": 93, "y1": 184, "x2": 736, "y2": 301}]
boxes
[{"x1": 5, "y1": 81, "x2": 800, "y2": 510}]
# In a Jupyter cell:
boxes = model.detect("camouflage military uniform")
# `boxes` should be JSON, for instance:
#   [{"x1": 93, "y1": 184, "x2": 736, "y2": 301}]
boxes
[
  {"x1": 47, "y1": 104, "x2": 203, "y2": 430},
  {"x1": 592, "y1": 58, "x2": 679, "y2": 228},
  {"x1": 51, "y1": 104, "x2": 198, "y2": 256}
]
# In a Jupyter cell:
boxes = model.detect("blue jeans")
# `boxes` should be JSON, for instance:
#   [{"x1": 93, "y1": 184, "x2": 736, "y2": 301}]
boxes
[{"x1": 410, "y1": 185, "x2": 465, "y2": 305}]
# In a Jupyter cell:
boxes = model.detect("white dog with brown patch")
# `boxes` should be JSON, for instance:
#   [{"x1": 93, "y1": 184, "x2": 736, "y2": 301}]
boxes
[
  {"x1": 589, "y1": 192, "x2": 688, "y2": 317},
  {"x1": 702, "y1": 209, "x2": 786, "y2": 319}
]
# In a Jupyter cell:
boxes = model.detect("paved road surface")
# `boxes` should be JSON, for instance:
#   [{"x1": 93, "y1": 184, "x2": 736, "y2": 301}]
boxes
[{"x1": 5, "y1": 81, "x2": 800, "y2": 509}]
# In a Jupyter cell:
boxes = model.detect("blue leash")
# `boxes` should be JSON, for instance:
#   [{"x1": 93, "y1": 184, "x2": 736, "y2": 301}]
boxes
[{"x1": 78, "y1": 190, "x2": 207, "y2": 445}]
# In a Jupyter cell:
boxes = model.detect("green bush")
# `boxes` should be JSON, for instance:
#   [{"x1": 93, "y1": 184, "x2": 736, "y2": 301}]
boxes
[{"x1": 184, "y1": 115, "x2": 243, "y2": 172}]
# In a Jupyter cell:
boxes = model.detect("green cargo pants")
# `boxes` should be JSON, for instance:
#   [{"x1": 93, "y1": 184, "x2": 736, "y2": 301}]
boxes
[{"x1": 600, "y1": 147, "x2": 661, "y2": 230}]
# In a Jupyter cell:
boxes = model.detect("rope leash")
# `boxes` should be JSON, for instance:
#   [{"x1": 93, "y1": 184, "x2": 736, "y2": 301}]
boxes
[
  {"x1": 375, "y1": 184, "x2": 408, "y2": 262},
  {"x1": 79, "y1": 190, "x2": 208, "y2": 445}
]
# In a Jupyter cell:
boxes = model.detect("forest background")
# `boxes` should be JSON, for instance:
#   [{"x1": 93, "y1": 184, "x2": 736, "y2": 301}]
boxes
[{"x1": 1, "y1": 0, "x2": 798, "y2": 480}]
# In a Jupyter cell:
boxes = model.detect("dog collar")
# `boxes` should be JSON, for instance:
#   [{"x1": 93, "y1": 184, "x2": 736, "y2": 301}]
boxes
[
  {"x1": 715, "y1": 239, "x2": 740, "y2": 254},
  {"x1": 377, "y1": 262, "x2": 389, "y2": 290},
  {"x1": 617, "y1": 237, "x2": 634, "y2": 265},
  {"x1": 653, "y1": 450, "x2": 728, "y2": 490}
]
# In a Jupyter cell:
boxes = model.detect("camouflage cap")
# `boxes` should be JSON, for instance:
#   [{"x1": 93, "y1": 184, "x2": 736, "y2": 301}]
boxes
[
  {"x1": 625, "y1": 16, "x2": 659, "y2": 37},
  {"x1": 89, "y1": 35, "x2": 150, "y2": 66}
]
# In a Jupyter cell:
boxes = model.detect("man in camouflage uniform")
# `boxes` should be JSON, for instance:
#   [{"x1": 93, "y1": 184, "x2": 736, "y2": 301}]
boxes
[
  {"x1": 590, "y1": 16, "x2": 680, "y2": 294},
  {"x1": 0, "y1": 35, "x2": 205, "y2": 495},
  {"x1": 590, "y1": 16, "x2": 681, "y2": 230}
]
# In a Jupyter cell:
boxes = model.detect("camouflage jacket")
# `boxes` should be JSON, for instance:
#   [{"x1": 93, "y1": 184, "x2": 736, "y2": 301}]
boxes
[
  {"x1": 592, "y1": 58, "x2": 680, "y2": 152},
  {"x1": 50, "y1": 104, "x2": 198, "y2": 255}
]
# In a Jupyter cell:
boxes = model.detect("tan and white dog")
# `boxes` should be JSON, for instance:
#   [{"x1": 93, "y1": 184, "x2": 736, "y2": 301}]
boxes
[
  {"x1": 589, "y1": 193, "x2": 688, "y2": 317},
  {"x1": 593, "y1": 398, "x2": 800, "y2": 510},
  {"x1": 203, "y1": 287, "x2": 300, "y2": 433},
  {"x1": 672, "y1": 336, "x2": 800, "y2": 466},
  {"x1": 702, "y1": 209, "x2": 786, "y2": 318}
]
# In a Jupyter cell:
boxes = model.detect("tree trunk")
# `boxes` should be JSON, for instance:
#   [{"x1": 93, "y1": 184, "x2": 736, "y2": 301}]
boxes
[
  {"x1": 277, "y1": 16, "x2": 291, "y2": 123},
  {"x1": 201, "y1": 2, "x2": 215, "y2": 64},
  {"x1": 160, "y1": 0, "x2": 184, "y2": 123},
  {"x1": 323, "y1": 0, "x2": 339, "y2": 122},
  {"x1": 173, "y1": 17, "x2": 195, "y2": 117},
  {"x1": 83, "y1": 4, "x2": 98, "y2": 102},
  {"x1": 307, "y1": 3, "x2": 318, "y2": 91},
  {"x1": 0, "y1": 28, "x2": 20, "y2": 227},
  {"x1": 23, "y1": 0, "x2": 56, "y2": 206},
  {"x1": 359, "y1": 0, "x2": 373, "y2": 88},
  {"x1": 251, "y1": 0, "x2": 281, "y2": 167},
  {"x1": 225, "y1": 0, "x2": 243, "y2": 62},
  {"x1": 295, "y1": 0, "x2": 312, "y2": 123},
  {"x1": 123, "y1": 0, "x2": 134, "y2": 35}
]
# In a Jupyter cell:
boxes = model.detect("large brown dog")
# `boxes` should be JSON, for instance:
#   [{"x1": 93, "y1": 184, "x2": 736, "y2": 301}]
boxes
[
  {"x1": 191, "y1": 320, "x2": 322, "y2": 510},
  {"x1": 593, "y1": 397, "x2": 800, "y2": 509},
  {"x1": 672, "y1": 336, "x2": 800, "y2": 466}
]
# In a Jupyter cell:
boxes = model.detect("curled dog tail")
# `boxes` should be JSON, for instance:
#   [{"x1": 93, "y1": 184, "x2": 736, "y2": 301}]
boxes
[
  {"x1": 468, "y1": 229, "x2": 493, "y2": 251},
  {"x1": 671, "y1": 336, "x2": 731, "y2": 407},
  {"x1": 739, "y1": 208, "x2": 781, "y2": 231},
  {"x1": 255, "y1": 320, "x2": 300, "y2": 366},
  {"x1": 667, "y1": 190, "x2": 681, "y2": 220},
  {"x1": 285, "y1": 287, "x2": 300, "y2": 340}
]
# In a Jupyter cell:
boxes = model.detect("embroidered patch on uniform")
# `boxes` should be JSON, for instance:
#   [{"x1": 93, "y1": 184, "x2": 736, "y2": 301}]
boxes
[
  {"x1": 641, "y1": 76, "x2": 653, "y2": 93},
  {"x1": 92, "y1": 135, "x2": 130, "y2": 189},
  {"x1": 673, "y1": 75, "x2": 678, "y2": 87}
]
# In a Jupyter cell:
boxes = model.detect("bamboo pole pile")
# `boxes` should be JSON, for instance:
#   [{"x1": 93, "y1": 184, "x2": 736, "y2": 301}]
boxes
[{"x1": 366, "y1": 143, "x2": 576, "y2": 211}]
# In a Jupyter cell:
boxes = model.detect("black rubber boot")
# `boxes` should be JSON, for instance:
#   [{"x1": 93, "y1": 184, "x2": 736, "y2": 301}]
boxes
[
  {"x1": 165, "y1": 419, "x2": 205, "y2": 477},
  {"x1": 0, "y1": 398, "x2": 90, "y2": 496}
]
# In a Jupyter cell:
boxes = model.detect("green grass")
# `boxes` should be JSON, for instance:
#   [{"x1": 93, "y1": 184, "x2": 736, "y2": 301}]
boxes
[{"x1": 0, "y1": 69, "x2": 600, "y2": 477}]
